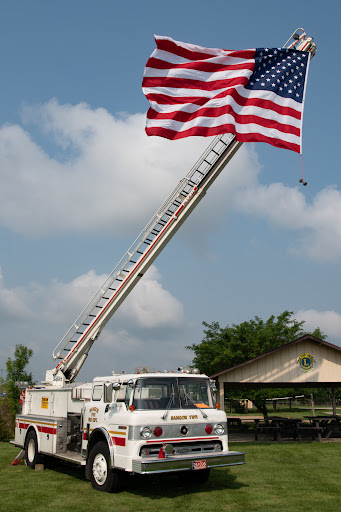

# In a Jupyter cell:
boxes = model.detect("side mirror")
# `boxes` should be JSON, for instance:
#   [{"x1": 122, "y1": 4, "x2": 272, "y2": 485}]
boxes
[{"x1": 104, "y1": 383, "x2": 113, "y2": 403}]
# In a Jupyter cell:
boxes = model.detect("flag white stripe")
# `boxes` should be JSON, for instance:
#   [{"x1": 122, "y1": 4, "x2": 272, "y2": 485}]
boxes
[{"x1": 143, "y1": 66, "x2": 253, "y2": 83}]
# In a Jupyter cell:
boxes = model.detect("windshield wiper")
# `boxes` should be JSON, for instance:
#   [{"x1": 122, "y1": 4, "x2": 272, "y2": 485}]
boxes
[
  {"x1": 183, "y1": 392, "x2": 208, "y2": 418},
  {"x1": 162, "y1": 387, "x2": 175, "y2": 420}
]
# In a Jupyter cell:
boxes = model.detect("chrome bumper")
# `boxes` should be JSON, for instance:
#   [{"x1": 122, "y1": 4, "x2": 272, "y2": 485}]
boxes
[{"x1": 132, "y1": 450, "x2": 245, "y2": 474}]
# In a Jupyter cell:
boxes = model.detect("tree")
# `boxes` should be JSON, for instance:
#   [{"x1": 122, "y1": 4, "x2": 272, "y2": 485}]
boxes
[
  {"x1": 186, "y1": 311, "x2": 326, "y2": 417},
  {"x1": 0, "y1": 345, "x2": 35, "y2": 441},
  {"x1": 5, "y1": 344, "x2": 34, "y2": 402}
]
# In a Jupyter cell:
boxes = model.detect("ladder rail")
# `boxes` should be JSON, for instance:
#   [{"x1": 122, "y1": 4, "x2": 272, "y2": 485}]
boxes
[
  {"x1": 51, "y1": 134, "x2": 240, "y2": 382},
  {"x1": 52, "y1": 134, "x2": 233, "y2": 362}
]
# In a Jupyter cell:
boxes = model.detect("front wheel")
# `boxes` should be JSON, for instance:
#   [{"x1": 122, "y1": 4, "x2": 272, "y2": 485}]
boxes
[
  {"x1": 25, "y1": 430, "x2": 44, "y2": 469},
  {"x1": 88, "y1": 441, "x2": 123, "y2": 493}
]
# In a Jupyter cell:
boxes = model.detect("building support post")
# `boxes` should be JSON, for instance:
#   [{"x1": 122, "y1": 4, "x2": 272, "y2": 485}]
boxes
[
  {"x1": 218, "y1": 380, "x2": 224, "y2": 411},
  {"x1": 331, "y1": 387, "x2": 337, "y2": 416}
]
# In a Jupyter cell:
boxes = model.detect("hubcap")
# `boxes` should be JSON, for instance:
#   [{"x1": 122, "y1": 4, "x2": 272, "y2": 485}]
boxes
[
  {"x1": 27, "y1": 439, "x2": 35, "y2": 462},
  {"x1": 92, "y1": 453, "x2": 108, "y2": 485}
]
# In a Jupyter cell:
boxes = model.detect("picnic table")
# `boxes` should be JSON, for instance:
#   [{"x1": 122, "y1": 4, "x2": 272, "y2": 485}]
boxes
[
  {"x1": 255, "y1": 417, "x2": 323, "y2": 442},
  {"x1": 304, "y1": 415, "x2": 341, "y2": 440},
  {"x1": 227, "y1": 417, "x2": 249, "y2": 431}
]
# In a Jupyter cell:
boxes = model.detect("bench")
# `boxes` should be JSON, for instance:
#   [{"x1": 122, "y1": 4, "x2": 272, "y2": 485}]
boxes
[{"x1": 254, "y1": 419, "x2": 281, "y2": 441}]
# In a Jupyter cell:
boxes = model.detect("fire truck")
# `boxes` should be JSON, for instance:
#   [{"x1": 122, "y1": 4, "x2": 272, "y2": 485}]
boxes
[{"x1": 11, "y1": 29, "x2": 316, "y2": 492}]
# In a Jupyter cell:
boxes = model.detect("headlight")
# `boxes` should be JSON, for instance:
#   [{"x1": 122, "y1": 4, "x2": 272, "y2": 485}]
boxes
[
  {"x1": 140, "y1": 426, "x2": 152, "y2": 439},
  {"x1": 214, "y1": 423, "x2": 225, "y2": 435}
]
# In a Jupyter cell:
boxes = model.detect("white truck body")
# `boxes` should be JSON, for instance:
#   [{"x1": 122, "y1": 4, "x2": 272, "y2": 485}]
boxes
[{"x1": 13, "y1": 372, "x2": 244, "y2": 490}]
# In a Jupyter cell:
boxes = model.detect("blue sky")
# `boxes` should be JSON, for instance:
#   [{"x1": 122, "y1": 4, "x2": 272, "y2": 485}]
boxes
[{"x1": 0, "y1": 0, "x2": 340, "y2": 383}]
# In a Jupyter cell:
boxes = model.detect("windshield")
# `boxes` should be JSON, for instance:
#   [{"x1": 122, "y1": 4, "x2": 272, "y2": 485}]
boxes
[
  {"x1": 178, "y1": 377, "x2": 211, "y2": 409},
  {"x1": 132, "y1": 377, "x2": 212, "y2": 410}
]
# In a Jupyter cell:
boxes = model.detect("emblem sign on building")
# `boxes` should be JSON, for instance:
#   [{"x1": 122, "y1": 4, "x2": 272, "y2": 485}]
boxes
[{"x1": 297, "y1": 353, "x2": 316, "y2": 373}]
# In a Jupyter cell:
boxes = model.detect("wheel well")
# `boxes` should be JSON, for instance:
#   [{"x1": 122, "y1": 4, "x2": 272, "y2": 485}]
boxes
[
  {"x1": 87, "y1": 429, "x2": 108, "y2": 457},
  {"x1": 25, "y1": 426, "x2": 38, "y2": 446}
]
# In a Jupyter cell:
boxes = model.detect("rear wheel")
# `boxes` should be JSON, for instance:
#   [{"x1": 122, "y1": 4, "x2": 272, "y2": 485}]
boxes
[
  {"x1": 88, "y1": 441, "x2": 123, "y2": 493},
  {"x1": 25, "y1": 430, "x2": 44, "y2": 469}
]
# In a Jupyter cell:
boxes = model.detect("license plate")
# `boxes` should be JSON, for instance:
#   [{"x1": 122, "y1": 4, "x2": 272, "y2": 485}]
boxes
[{"x1": 192, "y1": 460, "x2": 207, "y2": 470}]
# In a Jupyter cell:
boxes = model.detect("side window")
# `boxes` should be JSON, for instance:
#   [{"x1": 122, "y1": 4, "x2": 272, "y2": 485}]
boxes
[{"x1": 92, "y1": 384, "x2": 103, "y2": 401}]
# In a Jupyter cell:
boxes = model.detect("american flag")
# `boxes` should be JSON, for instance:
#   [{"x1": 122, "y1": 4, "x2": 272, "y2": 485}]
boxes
[{"x1": 142, "y1": 36, "x2": 310, "y2": 153}]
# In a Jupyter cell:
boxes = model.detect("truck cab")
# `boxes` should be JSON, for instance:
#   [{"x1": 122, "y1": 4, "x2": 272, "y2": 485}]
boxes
[{"x1": 82, "y1": 370, "x2": 245, "y2": 491}]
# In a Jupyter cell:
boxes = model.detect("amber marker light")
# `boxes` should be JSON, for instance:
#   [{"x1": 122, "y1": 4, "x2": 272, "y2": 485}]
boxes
[
  {"x1": 129, "y1": 405, "x2": 135, "y2": 411},
  {"x1": 216, "y1": 404, "x2": 221, "y2": 409}
]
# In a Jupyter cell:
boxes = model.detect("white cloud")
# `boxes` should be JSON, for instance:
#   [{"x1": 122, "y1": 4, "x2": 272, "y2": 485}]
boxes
[
  {"x1": 233, "y1": 182, "x2": 341, "y2": 262},
  {"x1": 0, "y1": 263, "x2": 187, "y2": 380},
  {"x1": 295, "y1": 309, "x2": 341, "y2": 343},
  {"x1": 0, "y1": 100, "x2": 208, "y2": 236},
  {"x1": 0, "y1": 99, "x2": 260, "y2": 239}
]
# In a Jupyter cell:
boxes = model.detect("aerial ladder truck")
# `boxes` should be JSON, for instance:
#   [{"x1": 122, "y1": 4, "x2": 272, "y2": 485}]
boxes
[{"x1": 11, "y1": 30, "x2": 316, "y2": 492}]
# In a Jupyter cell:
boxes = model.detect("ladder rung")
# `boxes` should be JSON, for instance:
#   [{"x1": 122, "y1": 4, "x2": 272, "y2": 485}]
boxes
[
  {"x1": 109, "y1": 287, "x2": 116, "y2": 291},
  {"x1": 96, "y1": 305, "x2": 103, "y2": 308},
  {"x1": 103, "y1": 297, "x2": 110, "y2": 300}
]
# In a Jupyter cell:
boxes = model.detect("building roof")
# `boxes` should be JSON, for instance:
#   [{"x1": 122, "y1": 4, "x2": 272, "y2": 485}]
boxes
[{"x1": 211, "y1": 335, "x2": 341, "y2": 388}]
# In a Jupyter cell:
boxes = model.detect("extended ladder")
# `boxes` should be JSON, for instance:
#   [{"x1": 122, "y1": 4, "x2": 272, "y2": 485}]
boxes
[{"x1": 47, "y1": 134, "x2": 242, "y2": 384}]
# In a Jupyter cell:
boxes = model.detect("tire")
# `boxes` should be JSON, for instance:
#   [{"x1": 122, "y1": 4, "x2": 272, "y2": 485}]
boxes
[
  {"x1": 25, "y1": 430, "x2": 44, "y2": 469},
  {"x1": 88, "y1": 441, "x2": 123, "y2": 493}
]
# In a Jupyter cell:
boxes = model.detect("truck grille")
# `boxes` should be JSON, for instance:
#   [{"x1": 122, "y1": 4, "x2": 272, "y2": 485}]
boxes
[{"x1": 140, "y1": 440, "x2": 222, "y2": 458}]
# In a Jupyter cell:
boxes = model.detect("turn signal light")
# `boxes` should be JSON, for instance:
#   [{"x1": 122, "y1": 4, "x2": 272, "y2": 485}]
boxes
[{"x1": 205, "y1": 424, "x2": 213, "y2": 434}]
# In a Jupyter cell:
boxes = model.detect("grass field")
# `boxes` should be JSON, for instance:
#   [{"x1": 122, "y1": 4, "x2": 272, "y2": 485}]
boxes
[{"x1": 1, "y1": 441, "x2": 340, "y2": 512}]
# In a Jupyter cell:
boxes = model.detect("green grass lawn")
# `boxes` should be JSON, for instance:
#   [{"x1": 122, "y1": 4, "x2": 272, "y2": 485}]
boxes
[{"x1": 1, "y1": 441, "x2": 340, "y2": 512}]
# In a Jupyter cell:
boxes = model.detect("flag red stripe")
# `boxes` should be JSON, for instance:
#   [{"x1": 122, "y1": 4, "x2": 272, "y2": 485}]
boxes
[
  {"x1": 146, "y1": 56, "x2": 255, "y2": 74},
  {"x1": 142, "y1": 75, "x2": 250, "y2": 92},
  {"x1": 145, "y1": 93, "x2": 208, "y2": 106},
  {"x1": 155, "y1": 37, "x2": 255, "y2": 62},
  {"x1": 146, "y1": 125, "x2": 300, "y2": 152}
]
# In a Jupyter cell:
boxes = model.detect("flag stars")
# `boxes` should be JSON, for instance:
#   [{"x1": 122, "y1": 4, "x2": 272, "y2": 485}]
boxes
[{"x1": 247, "y1": 47, "x2": 307, "y2": 102}]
